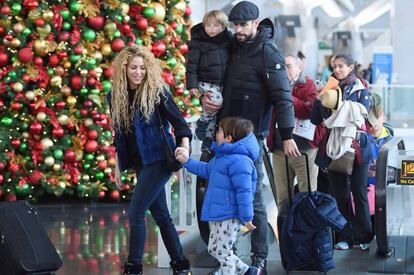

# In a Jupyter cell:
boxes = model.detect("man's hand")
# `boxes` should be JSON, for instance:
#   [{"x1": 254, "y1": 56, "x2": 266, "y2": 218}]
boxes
[
  {"x1": 175, "y1": 147, "x2": 189, "y2": 164},
  {"x1": 201, "y1": 91, "x2": 222, "y2": 114},
  {"x1": 283, "y1": 139, "x2": 301, "y2": 157}
]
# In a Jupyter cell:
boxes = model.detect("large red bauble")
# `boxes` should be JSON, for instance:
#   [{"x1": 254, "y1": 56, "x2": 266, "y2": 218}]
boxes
[
  {"x1": 0, "y1": 52, "x2": 9, "y2": 66},
  {"x1": 34, "y1": 56, "x2": 43, "y2": 66},
  {"x1": 179, "y1": 44, "x2": 188, "y2": 55},
  {"x1": 18, "y1": 47, "x2": 34, "y2": 63},
  {"x1": 87, "y1": 16, "x2": 105, "y2": 31},
  {"x1": 64, "y1": 149, "x2": 76, "y2": 162},
  {"x1": 52, "y1": 127, "x2": 65, "y2": 138},
  {"x1": 104, "y1": 67, "x2": 113, "y2": 78},
  {"x1": 151, "y1": 40, "x2": 166, "y2": 57},
  {"x1": 136, "y1": 16, "x2": 148, "y2": 30},
  {"x1": 74, "y1": 46, "x2": 83, "y2": 55},
  {"x1": 0, "y1": 174, "x2": 3, "y2": 185},
  {"x1": 28, "y1": 170, "x2": 43, "y2": 184},
  {"x1": 185, "y1": 6, "x2": 192, "y2": 16},
  {"x1": 87, "y1": 129, "x2": 98, "y2": 140},
  {"x1": 0, "y1": 6, "x2": 10, "y2": 15},
  {"x1": 48, "y1": 54, "x2": 59, "y2": 66},
  {"x1": 110, "y1": 190, "x2": 120, "y2": 201},
  {"x1": 70, "y1": 75, "x2": 82, "y2": 90},
  {"x1": 84, "y1": 140, "x2": 98, "y2": 153},
  {"x1": 111, "y1": 38, "x2": 125, "y2": 52},
  {"x1": 10, "y1": 102, "x2": 22, "y2": 110},
  {"x1": 29, "y1": 122, "x2": 43, "y2": 135}
]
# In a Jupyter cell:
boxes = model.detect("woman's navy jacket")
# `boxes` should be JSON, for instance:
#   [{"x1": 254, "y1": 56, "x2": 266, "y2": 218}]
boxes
[{"x1": 107, "y1": 89, "x2": 192, "y2": 171}]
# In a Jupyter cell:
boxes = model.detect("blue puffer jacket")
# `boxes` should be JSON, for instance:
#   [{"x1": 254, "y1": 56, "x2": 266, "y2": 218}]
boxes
[
  {"x1": 184, "y1": 132, "x2": 259, "y2": 223},
  {"x1": 280, "y1": 191, "x2": 347, "y2": 272}
]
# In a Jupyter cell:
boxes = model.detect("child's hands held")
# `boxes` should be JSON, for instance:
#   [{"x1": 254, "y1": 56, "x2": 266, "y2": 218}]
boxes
[
  {"x1": 244, "y1": 221, "x2": 256, "y2": 231},
  {"x1": 175, "y1": 147, "x2": 189, "y2": 164}
]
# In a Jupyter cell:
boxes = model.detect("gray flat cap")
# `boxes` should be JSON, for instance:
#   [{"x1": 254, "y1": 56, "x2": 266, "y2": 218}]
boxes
[{"x1": 229, "y1": 1, "x2": 259, "y2": 23}]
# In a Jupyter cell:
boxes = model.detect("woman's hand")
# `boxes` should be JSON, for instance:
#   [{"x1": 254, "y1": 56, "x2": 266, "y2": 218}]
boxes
[
  {"x1": 114, "y1": 154, "x2": 124, "y2": 190},
  {"x1": 175, "y1": 147, "x2": 189, "y2": 164}
]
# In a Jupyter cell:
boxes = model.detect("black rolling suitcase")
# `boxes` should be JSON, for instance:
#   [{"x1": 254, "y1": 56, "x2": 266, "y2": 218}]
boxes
[
  {"x1": 0, "y1": 201, "x2": 63, "y2": 275},
  {"x1": 276, "y1": 153, "x2": 335, "y2": 272}
]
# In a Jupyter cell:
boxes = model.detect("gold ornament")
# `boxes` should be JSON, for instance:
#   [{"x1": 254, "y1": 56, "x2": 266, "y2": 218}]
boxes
[
  {"x1": 36, "y1": 112, "x2": 47, "y2": 122},
  {"x1": 28, "y1": 9, "x2": 42, "y2": 21},
  {"x1": 58, "y1": 114, "x2": 69, "y2": 125},
  {"x1": 13, "y1": 82, "x2": 24, "y2": 92},
  {"x1": 104, "y1": 168, "x2": 112, "y2": 174},
  {"x1": 149, "y1": 2, "x2": 166, "y2": 22},
  {"x1": 13, "y1": 22, "x2": 25, "y2": 33},
  {"x1": 96, "y1": 155, "x2": 105, "y2": 161},
  {"x1": 104, "y1": 21, "x2": 117, "y2": 39},
  {"x1": 58, "y1": 181, "x2": 66, "y2": 189},
  {"x1": 174, "y1": 1, "x2": 187, "y2": 15},
  {"x1": 55, "y1": 66, "x2": 65, "y2": 76},
  {"x1": 67, "y1": 96, "x2": 77, "y2": 106},
  {"x1": 41, "y1": 138, "x2": 54, "y2": 148},
  {"x1": 50, "y1": 76, "x2": 62, "y2": 87},
  {"x1": 94, "y1": 67, "x2": 103, "y2": 78},
  {"x1": 82, "y1": 175, "x2": 90, "y2": 182},
  {"x1": 44, "y1": 156, "x2": 55, "y2": 166},
  {"x1": 93, "y1": 51, "x2": 103, "y2": 63},
  {"x1": 34, "y1": 40, "x2": 48, "y2": 56},
  {"x1": 22, "y1": 132, "x2": 29, "y2": 139},
  {"x1": 25, "y1": 91, "x2": 36, "y2": 101},
  {"x1": 53, "y1": 164, "x2": 62, "y2": 171},
  {"x1": 80, "y1": 69, "x2": 88, "y2": 77},
  {"x1": 75, "y1": 150, "x2": 84, "y2": 161},
  {"x1": 10, "y1": 38, "x2": 21, "y2": 48},
  {"x1": 42, "y1": 10, "x2": 54, "y2": 21},
  {"x1": 61, "y1": 86, "x2": 72, "y2": 96},
  {"x1": 63, "y1": 61, "x2": 71, "y2": 69},
  {"x1": 84, "y1": 118, "x2": 94, "y2": 127},
  {"x1": 36, "y1": 24, "x2": 52, "y2": 39},
  {"x1": 101, "y1": 44, "x2": 112, "y2": 56},
  {"x1": 120, "y1": 3, "x2": 130, "y2": 16}
]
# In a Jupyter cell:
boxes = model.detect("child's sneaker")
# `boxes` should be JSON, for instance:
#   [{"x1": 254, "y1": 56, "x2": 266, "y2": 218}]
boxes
[
  {"x1": 360, "y1": 243, "x2": 370, "y2": 251},
  {"x1": 334, "y1": 241, "x2": 349, "y2": 250}
]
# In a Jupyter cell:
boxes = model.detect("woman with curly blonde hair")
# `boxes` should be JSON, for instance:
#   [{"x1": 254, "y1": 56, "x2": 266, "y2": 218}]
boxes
[{"x1": 107, "y1": 45, "x2": 192, "y2": 275}]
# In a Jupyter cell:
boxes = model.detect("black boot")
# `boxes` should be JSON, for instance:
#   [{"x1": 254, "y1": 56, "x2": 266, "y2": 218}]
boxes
[
  {"x1": 170, "y1": 259, "x2": 192, "y2": 275},
  {"x1": 251, "y1": 257, "x2": 267, "y2": 275},
  {"x1": 122, "y1": 262, "x2": 143, "y2": 275}
]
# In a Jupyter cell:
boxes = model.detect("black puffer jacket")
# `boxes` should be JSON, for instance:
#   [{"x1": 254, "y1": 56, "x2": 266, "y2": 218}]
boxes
[
  {"x1": 219, "y1": 19, "x2": 294, "y2": 139},
  {"x1": 186, "y1": 23, "x2": 232, "y2": 89}
]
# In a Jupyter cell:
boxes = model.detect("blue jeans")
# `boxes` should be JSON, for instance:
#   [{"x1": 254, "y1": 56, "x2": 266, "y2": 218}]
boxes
[
  {"x1": 127, "y1": 161, "x2": 185, "y2": 264},
  {"x1": 251, "y1": 140, "x2": 268, "y2": 259}
]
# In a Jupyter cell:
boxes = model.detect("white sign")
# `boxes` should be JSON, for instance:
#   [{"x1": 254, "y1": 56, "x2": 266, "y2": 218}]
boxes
[{"x1": 293, "y1": 118, "x2": 316, "y2": 141}]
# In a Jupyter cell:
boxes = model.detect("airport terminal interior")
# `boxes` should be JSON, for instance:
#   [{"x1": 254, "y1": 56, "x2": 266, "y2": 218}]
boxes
[{"x1": 1, "y1": 0, "x2": 414, "y2": 274}]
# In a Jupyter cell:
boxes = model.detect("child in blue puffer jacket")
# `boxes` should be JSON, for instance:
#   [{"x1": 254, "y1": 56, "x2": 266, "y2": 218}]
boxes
[{"x1": 175, "y1": 117, "x2": 261, "y2": 275}]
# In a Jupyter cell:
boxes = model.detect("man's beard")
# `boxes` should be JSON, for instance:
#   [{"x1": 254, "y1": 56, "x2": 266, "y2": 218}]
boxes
[{"x1": 235, "y1": 33, "x2": 254, "y2": 42}]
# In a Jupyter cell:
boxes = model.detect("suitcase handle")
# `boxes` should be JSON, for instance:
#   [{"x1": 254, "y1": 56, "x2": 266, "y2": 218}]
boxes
[{"x1": 285, "y1": 152, "x2": 311, "y2": 206}]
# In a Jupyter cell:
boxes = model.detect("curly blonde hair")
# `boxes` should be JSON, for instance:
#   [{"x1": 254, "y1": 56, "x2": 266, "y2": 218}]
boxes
[{"x1": 110, "y1": 45, "x2": 165, "y2": 131}]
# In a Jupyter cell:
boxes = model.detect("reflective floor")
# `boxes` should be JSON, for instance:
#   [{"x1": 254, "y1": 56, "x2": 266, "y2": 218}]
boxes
[{"x1": 34, "y1": 199, "x2": 404, "y2": 275}]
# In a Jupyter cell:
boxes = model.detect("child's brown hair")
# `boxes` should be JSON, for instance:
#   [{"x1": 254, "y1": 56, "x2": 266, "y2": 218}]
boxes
[
  {"x1": 202, "y1": 10, "x2": 228, "y2": 29},
  {"x1": 218, "y1": 117, "x2": 254, "y2": 142}
]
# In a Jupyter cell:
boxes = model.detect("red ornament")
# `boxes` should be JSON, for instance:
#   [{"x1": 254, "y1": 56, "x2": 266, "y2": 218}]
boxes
[
  {"x1": 0, "y1": 162, "x2": 5, "y2": 171},
  {"x1": 80, "y1": 109, "x2": 88, "y2": 117},
  {"x1": 0, "y1": 52, "x2": 9, "y2": 66},
  {"x1": 87, "y1": 77, "x2": 96, "y2": 86},
  {"x1": 110, "y1": 190, "x2": 120, "y2": 201},
  {"x1": 87, "y1": 16, "x2": 105, "y2": 31},
  {"x1": 10, "y1": 102, "x2": 22, "y2": 110},
  {"x1": 11, "y1": 139, "x2": 21, "y2": 148},
  {"x1": 84, "y1": 140, "x2": 98, "y2": 153},
  {"x1": 87, "y1": 129, "x2": 98, "y2": 140},
  {"x1": 170, "y1": 22, "x2": 178, "y2": 29},
  {"x1": 18, "y1": 47, "x2": 34, "y2": 63},
  {"x1": 5, "y1": 193, "x2": 17, "y2": 202},
  {"x1": 58, "y1": 31, "x2": 71, "y2": 42},
  {"x1": 8, "y1": 163, "x2": 19, "y2": 174},
  {"x1": 111, "y1": 38, "x2": 125, "y2": 52},
  {"x1": 0, "y1": 174, "x2": 3, "y2": 185},
  {"x1": 1, "y1": 6, "x2": 10, "y2": 15},
  {"x1": 185, "y1": 6, "x2": 192, "y2": 17},
  {"x1": 97, "y1": 160, "x2": 107, "y2": 170},
  {"x1": 48, "y1": 54, "x2": 59, "y2": 66},
  {"x1": 22, "y1": 74, "x2": 30, "y2": 82},
  {"x1": 55, "y1": 101, "x2": 66, "y2": 109},
  {"x1": 64, "y1": 149, "x2": 76, "y2": 162},
  {"x1": 100, "y1": 144, "x2": 110, "y2": 153},
  {"x1": 52, "y1": 127, "x2": 65, "y2": 138},
  {"x1": 83, "y1": 100, "x2": 93, "y2": 108},
  {"x1": 70, "y1": 75, "x2": 82, "y2": 90},
  {"x1": 104, "y1": 67, "x2": 113, "y2": 78},
  {"x1": 74, "y1": 46, "x2": 84, "y2": 55},
  {"x1": 35, "y1": 18, "x2": 45, "y2": 27},
  {"x1": 67, "y1": 123, "x2": 76, "y2": 131},
  {"x1": 28, "y1": 170, "x2": 43, "y2": 185},
  {"x1": 34, "y1": 56, "x2": 43, "y2": 66},
  {"x1": 179, "y1": 44, "x2": 188, "y2": 55},
  {"x1": 136, "y1": 16, "x2": 148, "y2": 30},
  {"x1": 29, "y1": 122, "x2": 43, "y2": 135},
  {"x1": 98, "y1": 191, "x2": 105, "y2": 199},
  {"x1": 151, "y1": 40, "x2": 166, "y2": 57}
]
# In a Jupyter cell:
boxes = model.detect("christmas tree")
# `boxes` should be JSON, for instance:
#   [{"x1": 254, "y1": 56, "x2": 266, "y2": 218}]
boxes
[{"x1": 0, "y1": 0, "x2": 198, "y2": 202}]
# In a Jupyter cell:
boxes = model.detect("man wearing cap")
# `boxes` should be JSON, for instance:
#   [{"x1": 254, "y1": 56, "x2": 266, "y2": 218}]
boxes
[{"x1": 202, "y1": 1, "x2": 300, "y2": 273}]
